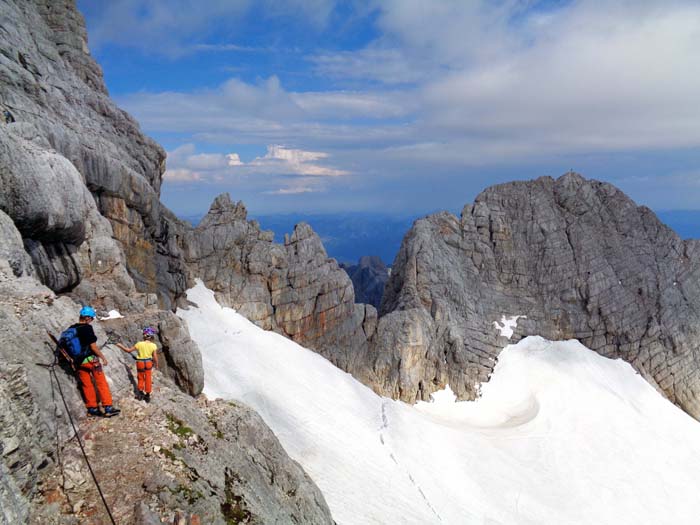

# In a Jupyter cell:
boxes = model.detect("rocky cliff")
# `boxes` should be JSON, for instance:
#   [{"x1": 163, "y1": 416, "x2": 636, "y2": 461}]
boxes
[
  {"x1": 0, "y1": 256, "x2": 333, "y2": 524},
  {"x1": 363, "y1": 173, "x2": 700, "y2": 420},
  {"x1": 0, "y1": 1, "x2": 336, "y2": 522}
]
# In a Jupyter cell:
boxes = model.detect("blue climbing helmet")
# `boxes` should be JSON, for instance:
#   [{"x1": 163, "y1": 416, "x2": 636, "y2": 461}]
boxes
[
  {"x1": 79, "y1": 305, "x2": 96, "y2": 318},
  {"x1": 143, "y1": 326, "x2": 157, "y2": 338}
]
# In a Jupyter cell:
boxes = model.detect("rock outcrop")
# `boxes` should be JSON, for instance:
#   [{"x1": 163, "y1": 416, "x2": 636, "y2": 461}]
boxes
[
  {"x1": 341, "y1": 255, "x2": 390, "y2": 309},
  {"x1": 31, "y1": 383, "x2": 334, "y2": 524},
  {"x1": 181, "y1": 194, "x2": 376, "y2": 365},
  {"x1": 367, "y1": 173, "x2": 700, "y2": 419}
]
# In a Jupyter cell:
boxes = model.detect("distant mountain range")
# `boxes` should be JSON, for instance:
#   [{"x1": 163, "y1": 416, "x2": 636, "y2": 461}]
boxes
[{"x1": 180, "y1": 209, "x2": 699, "y2": 266}]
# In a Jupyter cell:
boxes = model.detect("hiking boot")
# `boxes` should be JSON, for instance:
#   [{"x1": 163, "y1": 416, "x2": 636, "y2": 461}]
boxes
[
  {"x1": 87, "y1": 407, "x2": 101, "y2": 417},
  {"x1": 144, "y1": 393, "x2": 151, "y2": 403},
  {"x1": 103, "y1": 406, "x2": 121, "y2": 417},
  {"x1": 136, "y1": 391, "x2": 144, "y2": 401}
]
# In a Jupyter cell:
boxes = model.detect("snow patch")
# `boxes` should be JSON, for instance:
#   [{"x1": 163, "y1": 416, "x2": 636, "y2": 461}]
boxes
[
  {"x1": 99, "y1": 310, "x2": 124, "y2": 320},
  {"x1": 178, "y1": 280, "x2": 700, "y2": 525},
  {"x1": 493, "y1": 314, "x2": 525, "y2": 339}
]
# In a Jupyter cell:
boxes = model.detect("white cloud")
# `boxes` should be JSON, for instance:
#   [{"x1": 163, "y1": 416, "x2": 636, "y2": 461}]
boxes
[
  {"x1": 167, "y1": 144, "x2": 230, "y2": 171},
  {"x1": 121, "y1": 0, "x2": 700, "y2": 169},
  {"x1": 236, "y1": 145, "x2": 349, "y2": 177},
  {"x1": 163, "y1": 143, "x2": 345, "y2": 197},
  {"x1": 291, "y1": 90, "x2": 413, "y2": 120},
  {"x1": 311, "y1": 47, "x2": 431, "y2": 85},
  {"x1": 227, "y1": 153, "x2": 243, "y2": 166}
]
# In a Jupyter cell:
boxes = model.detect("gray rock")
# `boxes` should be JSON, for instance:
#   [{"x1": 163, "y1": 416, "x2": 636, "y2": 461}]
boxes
[
  {"x1": 182, "y1": 196, "x2": 372, "y2": 366},
  {"x1": 0, "y1": 1, "x2": 335, "y2": 522},
  {"x1": 0, "y1": 256, "x2": 331, "y2": 524},
  {"x1": 155, "y1": 393, "x2": 335, "y2": 525},
  {"x1": 133, "y1": 502, "x2": 162, "y2": 525},
  {"x1": 2, "y1": 0, "x2": 370, "y2": 378},
  {"x1": 371, "y1": 173, "x2": 700, "y2": 420},
  {"x1": 0, "y1": 209, "x2": 33, "y2": 277},
  {"x1": 157, "y1": 312, "x2": 204, "y2": 396},
  {"x1": 0, "y1": 126, "x2": 90, "y2": 245}
]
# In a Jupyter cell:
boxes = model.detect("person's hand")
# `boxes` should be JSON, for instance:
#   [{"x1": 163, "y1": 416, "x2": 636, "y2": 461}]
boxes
[{"x1": 100, "y1": 357, "x2": 108, "y2": 366}]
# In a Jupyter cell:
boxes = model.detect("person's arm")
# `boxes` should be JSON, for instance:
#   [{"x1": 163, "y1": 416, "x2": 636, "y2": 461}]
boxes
[
  {"x1": 152, "y1": 348, "x2": 159, "y2": 369},
  {"x1": 116, "y1": 342, "x2": 136, "y2": 353},
  {"x1": 90, "y1": 342, "x2": 108, "y2": 366}
]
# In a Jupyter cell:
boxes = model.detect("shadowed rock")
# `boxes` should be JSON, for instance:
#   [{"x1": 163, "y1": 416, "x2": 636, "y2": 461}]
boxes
[{"x1": 341, "y1": 256, "x2": 390, "y2": 309}]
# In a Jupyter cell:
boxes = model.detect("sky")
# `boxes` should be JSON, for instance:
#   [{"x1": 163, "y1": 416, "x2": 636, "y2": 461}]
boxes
[
  {"x1": 180, "y1": 280, "x2": 700, "y2": 524},
  {"x1": 77, "y1": 0, "x2": 700, "y2": 217}
]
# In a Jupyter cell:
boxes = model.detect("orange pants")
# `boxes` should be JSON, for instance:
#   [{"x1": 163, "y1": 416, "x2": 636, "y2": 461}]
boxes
[
  {"x1": 77, "y1": 360, "x2": 113, "y2": 408},
  {"x1": 136, "y1": 359, "x2": 154, "y2": 393}
]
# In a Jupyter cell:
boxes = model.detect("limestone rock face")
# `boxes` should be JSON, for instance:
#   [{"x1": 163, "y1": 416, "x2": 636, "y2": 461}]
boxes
[
  {"x1": 0, "y1": 0, "x2": 199, "y2": 387},
  {"x1": 0, "y1": 209, "x2": 33, "y2": 277},
  {"x1": 0, "y1": 1, "x2": 338, "y2": 522},
  {"x1": 181, "y1": 195, "x2": 374, "y2": 364},
  {"x1": 341, "y1": 255, "x2": 390, "y2": 309},
  {"x1": 0, "y1": 0, "x2": 175, "y2": 306},
  {"x1": 374, "y1": 173, "x2": 700, "y2": 419}
]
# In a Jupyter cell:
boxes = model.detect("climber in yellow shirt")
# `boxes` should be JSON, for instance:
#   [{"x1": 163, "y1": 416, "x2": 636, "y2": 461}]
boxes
[{"x1": 117, "y1": 327, "x2": 159, "y2": 402}]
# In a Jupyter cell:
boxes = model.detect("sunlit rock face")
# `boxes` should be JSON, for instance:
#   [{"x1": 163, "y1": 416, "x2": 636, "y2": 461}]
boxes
[
  {"x1": 183, "y1": 195, "x2": 375, "y2": 366},
  {"x1": 372, "y1": 173, "x2": 700, "y2": 417}
]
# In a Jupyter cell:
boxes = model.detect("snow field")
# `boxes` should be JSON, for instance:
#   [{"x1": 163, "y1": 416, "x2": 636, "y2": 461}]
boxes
[{"x1": 179, "y1": 280, "x2": 700, "y2": 525}]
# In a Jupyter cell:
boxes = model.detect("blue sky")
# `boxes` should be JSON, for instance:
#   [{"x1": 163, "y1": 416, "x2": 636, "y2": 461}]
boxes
[{"x1": 77, "y1": 0, "x2": 700, "y2": 217}]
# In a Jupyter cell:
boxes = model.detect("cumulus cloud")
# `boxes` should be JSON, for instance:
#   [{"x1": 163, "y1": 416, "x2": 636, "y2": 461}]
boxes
[
  {"x1": 163, "y1": 143, "x2": 344, "y2": 197},
  {"x1": 233, "y1": 145, "x2": 349, "y2": 177}
]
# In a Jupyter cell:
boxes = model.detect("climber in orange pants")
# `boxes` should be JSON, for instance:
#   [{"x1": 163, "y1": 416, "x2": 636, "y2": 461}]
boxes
[
  {"x1": 59, "y1": 306, "x2": 120, "y2": 417},
  {"x1": 117, "y1": 327, "x2": 159, "y2": 402}
]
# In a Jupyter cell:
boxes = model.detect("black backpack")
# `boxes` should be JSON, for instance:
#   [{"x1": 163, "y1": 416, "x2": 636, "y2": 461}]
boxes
[{"x1": 57, "y1": 327, "x2": 89, "y2": 364}]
